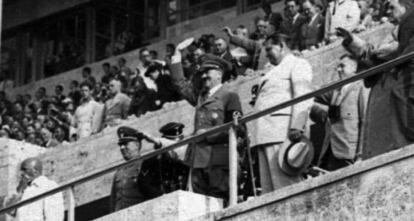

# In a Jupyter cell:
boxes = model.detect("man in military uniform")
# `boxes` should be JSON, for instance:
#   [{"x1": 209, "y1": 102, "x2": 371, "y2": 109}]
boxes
[
  {"x1": 141, "y1": 122, "x2": 189, "y2": 192},
  {"x1": 110, "y1": 126, "x2": 163, "y2": 212},
  {"x1": 168, "y1": 50, "x2": 244, "y2": 202}
]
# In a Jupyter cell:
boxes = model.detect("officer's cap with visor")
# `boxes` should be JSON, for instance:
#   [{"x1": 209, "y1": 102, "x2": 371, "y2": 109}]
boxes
[
  {"x1": 117, "y1": 126, "x2": 144, "y2": 145},
  {"x1": 199, "y1": 54, "x2": 232, "y2": 74},
  {"x1": 159, "y1": 122, "x2": 185, "y2": 139}
]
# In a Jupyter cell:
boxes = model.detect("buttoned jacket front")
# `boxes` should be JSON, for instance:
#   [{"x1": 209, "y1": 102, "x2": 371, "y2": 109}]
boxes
[
  {"x1": 249, "y1": 54, "x2": 313, "y2": 147},
  {"x1": 103, "y1": 92, "x2": 131, "y2": 127},
  {"x1": 168, "y1": 62, "x2": 242, "y2": 169}
]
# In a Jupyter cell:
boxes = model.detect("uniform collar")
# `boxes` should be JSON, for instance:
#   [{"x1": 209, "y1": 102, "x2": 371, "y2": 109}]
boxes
[
  {"x1": 309, "y1": 13, "x2": 319, "y2": 24},
  {"x1": 292, "y1": 13, "x2": 300, "y2": 23},
  {"x1": 208, "y1": 84, "x2": 223, "y2": 98}
]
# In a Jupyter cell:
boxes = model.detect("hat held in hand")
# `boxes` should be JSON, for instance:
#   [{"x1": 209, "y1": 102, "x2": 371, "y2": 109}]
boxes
[{"x1": 278, "y1": 137, "x2": 314, "y2": 176}]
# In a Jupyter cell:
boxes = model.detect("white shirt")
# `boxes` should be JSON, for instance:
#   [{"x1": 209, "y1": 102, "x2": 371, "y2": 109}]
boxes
[
  {"x1": 73, "y1": 99, "x2": 101, "y2": 138},
  {"x1": 325, "y1": 0, "x2": 360, "y2": 37},
  {"x1": 17, "y1": 176, "x2": 64, "y2": 221}
]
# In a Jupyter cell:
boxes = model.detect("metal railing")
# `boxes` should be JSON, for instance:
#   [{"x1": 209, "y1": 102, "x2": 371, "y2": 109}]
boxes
[{"x1": 1, "y1": 51, "x2": 414, "y2": 220}]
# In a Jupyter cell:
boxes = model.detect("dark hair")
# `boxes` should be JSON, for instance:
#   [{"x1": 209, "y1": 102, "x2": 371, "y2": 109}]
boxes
[
  {"x1": 82, "y1": 67, "x2": 92, "y2": 74},
  {"x1": 145, "y1": 63, "x2": 163, "y2": 77},
  {"x1": 118, "y1": 57, "x2": 126, "y2": 63},
  {"x1": 166, "y1": 43, "x2": 176, "y2": 51},
  {"x1": 265, "y1": 33, "x2": 291, "y2": 47},
  {"x1": 55, "y1": 85, "x2": 64, "y2": 91},
  {"x1": 102, "y1": 62, "x2": 110, "y2": 68},
  {"x1": 80, "y1": 82, "x2": 93, "y2": 90},
  {"x1": 149, "y1": 50, "x2": 158, "y2": 58},
  {"x1": 71, "y1": 80, "x2": 79, "y2": 86},
  {"x1": 39, "y1": 87, "x2": 46, "y2": 93},
  {"x1": 237, "y1": 25, "x2": 246, "y2": 29},
  {"x1": 262, "y1": 2, "x2": 272, "y2": 10}
]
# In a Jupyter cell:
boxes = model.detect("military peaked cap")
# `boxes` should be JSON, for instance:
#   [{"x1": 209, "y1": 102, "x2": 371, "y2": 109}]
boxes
[
  {"x1": 199, "y1": 54, "x2": 233, "y2": 74},
  {"x1": 159, "y1": 122, "x2": 185, "y2": 139},
  {"x1": 117, "y1": 126, "x2": 144, "y2": 144}
]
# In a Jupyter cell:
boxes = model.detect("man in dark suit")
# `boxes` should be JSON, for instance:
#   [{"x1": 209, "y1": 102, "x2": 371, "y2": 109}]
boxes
[
  {"x1": 168, "y1": 52, "x2": 243, "y2": 202},
  {"x1": 280, "y1": 0, "x2": 307, "y2": 49},
  {"x1": 339, "y1": 0, "x2": 414, "y2": 159},
  {"x1": 297, "y1": 0, "x2": 325, "y2": 50},
  {"x1": 311, "y1": 55, "x2": 369, "y2": 171},
  {"x1": 262, "y1": 2, "x2": 283, "y2": 32},
  {"x1": 213, "y1": 38, "x2": 238, "y2": 82}
]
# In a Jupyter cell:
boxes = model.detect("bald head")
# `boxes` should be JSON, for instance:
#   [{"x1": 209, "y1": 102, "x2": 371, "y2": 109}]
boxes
[{"x1": 21, "y1": 157, "x2": 43, "y2": 182}]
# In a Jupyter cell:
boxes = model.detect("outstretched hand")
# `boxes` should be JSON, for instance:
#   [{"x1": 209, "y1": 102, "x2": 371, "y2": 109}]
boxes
[
  {"x1": 336, "y1": 27, "x2": 352, "y2": 40},
  {"x1": 288, "y1": 128, "x2": 303, "y2": 143},
  {"x1": 222, "y1": 26, "x2": 233, "y2": 37},
  {"x1": 170, "y1": 48, "x2": 182, "y2": 64}
]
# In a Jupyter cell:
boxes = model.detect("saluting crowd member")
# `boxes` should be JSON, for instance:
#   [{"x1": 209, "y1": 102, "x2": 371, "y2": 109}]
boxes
[
  {"x1": 338, "y1": 0, "x2": 414, "y2": 159},
  {"x1": 110, "y1": 126, "x2": 162, "y2": 212},
  {"x1": 141, "y1": 122, "x2": 189, "y2": 192},
  {"x1": 168, "y1": 47, "x2": 244, "y2": 202}
]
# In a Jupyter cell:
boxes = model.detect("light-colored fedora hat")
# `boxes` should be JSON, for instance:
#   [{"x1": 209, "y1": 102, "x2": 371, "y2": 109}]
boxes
[{"x1": 278, "y1": 137, "x2": 314, "y2": 176}]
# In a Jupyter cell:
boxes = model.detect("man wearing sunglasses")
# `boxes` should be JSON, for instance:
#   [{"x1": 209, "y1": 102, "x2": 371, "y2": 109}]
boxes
[{"x1": 339, "y1": 0, "x2": 414, "y2": 160}]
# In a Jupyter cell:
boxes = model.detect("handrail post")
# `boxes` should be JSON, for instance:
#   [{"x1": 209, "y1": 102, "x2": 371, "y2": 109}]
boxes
[
  {"x1": 68, "y1": 186, "x2": 75, "y2": 221},
  {"x1": 228, "y1": 112, "x2": 240, "y2": 206}
]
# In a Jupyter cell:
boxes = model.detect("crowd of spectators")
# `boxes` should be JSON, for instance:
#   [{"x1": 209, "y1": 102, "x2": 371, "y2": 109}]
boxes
[{"x1": 0, "y1": 0, "x2": 390, "y2": 149}]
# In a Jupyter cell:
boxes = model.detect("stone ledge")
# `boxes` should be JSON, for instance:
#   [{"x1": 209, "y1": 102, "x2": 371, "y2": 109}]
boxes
[
  {"x1": 190, "y1": 144, "x2": 414, "y2": 220},
  {"x1": 94, "y1": 191, "x2": 223, "y2": 221}
]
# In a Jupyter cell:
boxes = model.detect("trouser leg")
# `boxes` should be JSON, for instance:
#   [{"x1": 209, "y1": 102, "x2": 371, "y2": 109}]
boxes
[
  {"x1": 257, "y1": 144, "x2": 274, "y2": 194},
  {"x1": 207, "y1": 166, "x2": 229, "y2": 201},
  {"x1": 191, "y1": 168, "x2": 209, "y2": 195},
  {"x1": 258, "y1": 143, "x2": 303, "y2": 194}
]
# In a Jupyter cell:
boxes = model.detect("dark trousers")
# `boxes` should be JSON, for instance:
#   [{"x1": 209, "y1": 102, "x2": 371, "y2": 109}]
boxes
[
  {"x1": 320, "y1": 147, "x2": 354, "y2": 171},
  {"x1": 191, "y1": 166, "x2": 229, "y2": 201}
]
